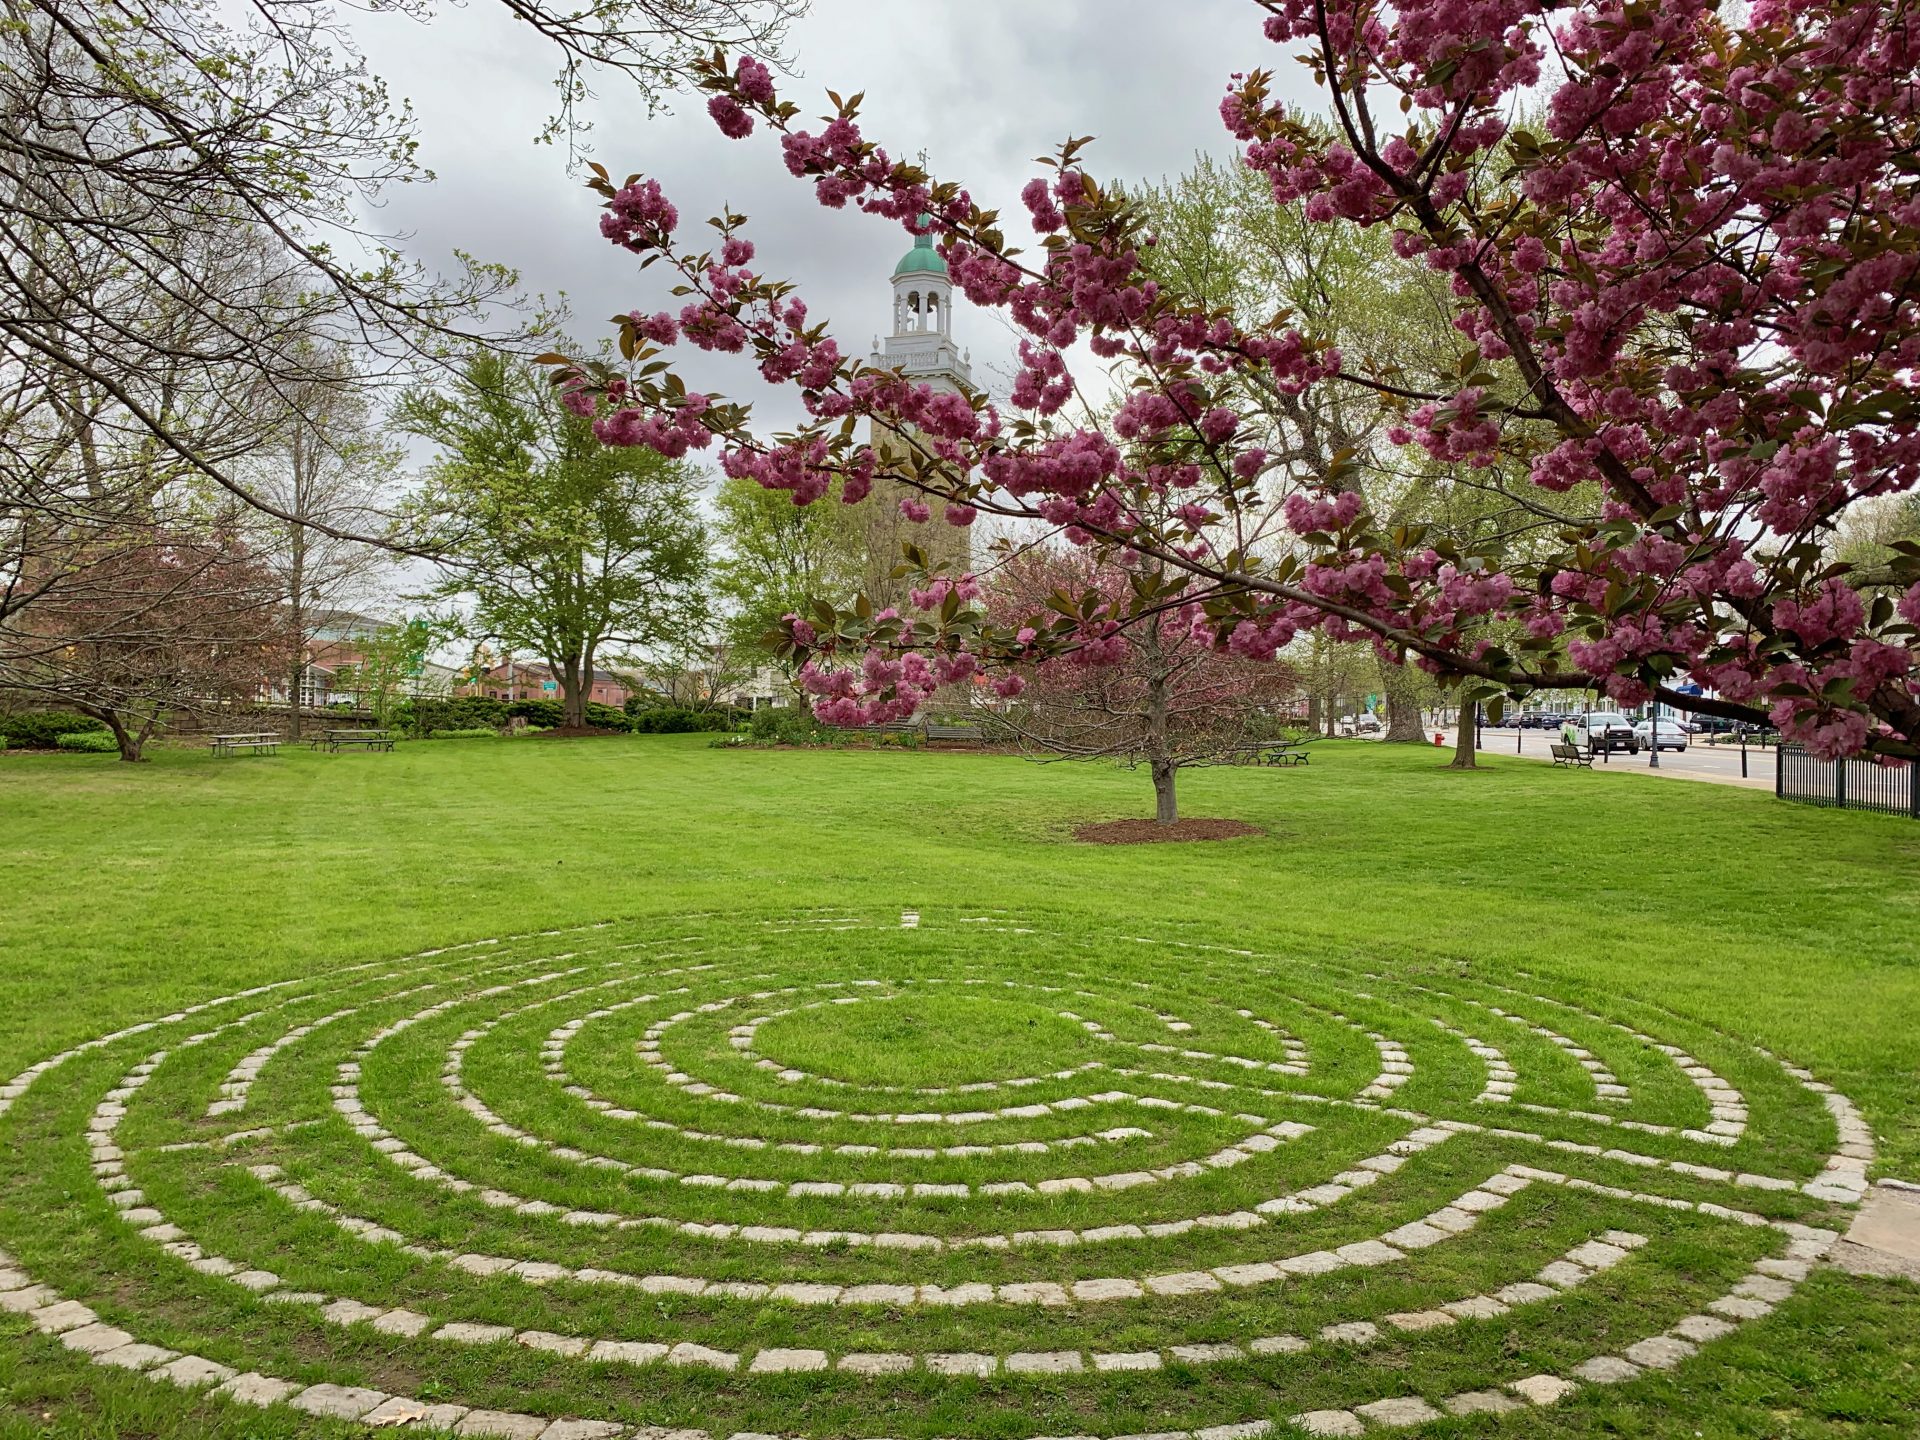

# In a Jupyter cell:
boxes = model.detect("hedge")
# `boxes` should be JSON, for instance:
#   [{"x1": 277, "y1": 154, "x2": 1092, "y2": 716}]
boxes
[
  {"x1": 631, "y1": 707, "x2": 742, "y2": 734},
  {"x1": 55, "y1": 730, "x2": 119, "y2": 753},
  {"x1": 507, "y1": 699, "x2": 567, "y2": 728},
  {"x1": 583, "y1": 702, "x2": 633, "y2": 732},
  {"x1": 0, "y1": 712, "x2": 111, "y2": 749},
  {"x1": 398, "y1": 697, "x2": 509, "y2": 735}
]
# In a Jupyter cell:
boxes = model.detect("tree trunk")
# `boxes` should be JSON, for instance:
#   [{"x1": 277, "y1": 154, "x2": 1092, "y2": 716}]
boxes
[
  {"x1": 1448, "y1": 712, "x2": 1478, "y2": 770},
  {"x1": 1380, "y1": 653, "x2": 1427, "y2": 743},
  {"x1": 1143, "y1": 621, "x2": 1178, "y2": 824},
  {"x1": 1151, "y1": 758, "x2": 1179, "y2": 824},
  {"x1": 288, "y1": 646, "x2": 305, "y2": 739},
  {"x1": 96, "y1": 709, "x2": 143, "y2": 762},
  {"x1": 286, "y1": 533, "x2": 306, "y2": 740},
  {"x1": 560, "y1": 654, "x2": 586, "y2": 728}
]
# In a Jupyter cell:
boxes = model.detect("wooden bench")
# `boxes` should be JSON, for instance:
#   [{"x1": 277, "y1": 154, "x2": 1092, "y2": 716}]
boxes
[
  {"x1": 210, "y1": 733, "x2": 279, "y2": 757},
  {"x1": 924, "y1": 723, "x2": 984, "y2": 744},
  {"x1": 325, "y1": 728, "x2": 394, "y2": 753},
  {"x1": 1549, "y1": 742, "x2": 1593, "y2": 769}
]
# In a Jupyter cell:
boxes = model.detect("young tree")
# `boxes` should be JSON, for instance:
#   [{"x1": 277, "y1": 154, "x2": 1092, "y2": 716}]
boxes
[
  {"x1": 400, "y1": 352, "x2": 707, "y2": 730},
  {"x1": 632, "y1": 632, "x2": 756, "y2": 711},
  {"x1": 7, "y1": 529, "x2": 284, "y2": 761},
  {"x1": 247, "y1": 363, "x2": 404, "y2": 737},
  {"x1": 984, "y1": 547, "x2": 1299, "y2": 824},
  {"x1": 558, "y1": 7, "x2": 1920, "y2": 762},
  {"x1": 711, "y1": 473, "x2": 867, "y2": 666},
  {"x1": 331, "y1": 618, "x2": 441, "y2": 730}
]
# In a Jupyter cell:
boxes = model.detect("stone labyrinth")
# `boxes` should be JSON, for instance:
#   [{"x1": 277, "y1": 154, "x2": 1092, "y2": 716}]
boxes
[{"x1": 0, "y1": 911, "x2": 1877, "y2": 1438}]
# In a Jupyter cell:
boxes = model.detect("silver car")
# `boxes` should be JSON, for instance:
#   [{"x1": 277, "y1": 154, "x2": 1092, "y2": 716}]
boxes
[{"x1": 1632, "y1": 719, "x2": 1688, "y2": 752}]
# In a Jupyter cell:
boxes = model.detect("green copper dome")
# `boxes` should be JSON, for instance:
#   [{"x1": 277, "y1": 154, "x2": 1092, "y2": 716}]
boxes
[{"x1": 893, "y1": 229, "x2": 948, "y2": 278}]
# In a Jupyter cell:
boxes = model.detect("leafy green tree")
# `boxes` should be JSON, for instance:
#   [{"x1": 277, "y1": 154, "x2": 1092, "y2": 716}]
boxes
[
  {"x1": 1136, "y1": 147, "x2": 1596, "y2": 764},
  {"x1": 1832, "y1": 495, "x2": 1920, "y2": 586},
  {"x1": 711, "y1": 473, "x2": 867, "y2": 668},
  {"x1": 399, "y1": 352, "x2": 706, "y2": 729},
  {"x1": 333, "y1": 618, "x2": 441, "y2": 729}
]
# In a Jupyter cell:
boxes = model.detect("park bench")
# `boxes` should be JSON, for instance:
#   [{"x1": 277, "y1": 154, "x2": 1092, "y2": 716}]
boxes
[
  {"x1": 923, "y1": 722, "x2": 984, "y2": 744},
  {"x1": 1549, "y1": 741, "x2": 1593, "y2": 769},
  {"x1": 325, "y1": 728, "x2": 394, "y2": 753},
  {"x1": 209, "y1": 732, "x2": 279, "y2": 757}
]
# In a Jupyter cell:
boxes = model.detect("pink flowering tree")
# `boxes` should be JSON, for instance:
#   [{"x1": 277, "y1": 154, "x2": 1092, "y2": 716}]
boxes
[
  {"x1": 983, "y1": 546, "x2": 1301, "y2": 824},
  {"x1": 554, "y1": 6, "x2": 1920, "y2": 761}
]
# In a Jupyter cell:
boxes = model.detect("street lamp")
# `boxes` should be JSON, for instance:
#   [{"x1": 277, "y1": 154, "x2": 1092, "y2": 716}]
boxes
[{"x1": 1649, "y1": 703, "x2": 1660, "y2": 770}]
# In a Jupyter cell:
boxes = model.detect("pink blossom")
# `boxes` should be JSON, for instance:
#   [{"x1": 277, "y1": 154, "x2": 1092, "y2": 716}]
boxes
[
  {"x1": 735, "y1": 56, "x2": 776, "y2": 105},
  {"x1": 599, "y1": 179, "x2": 678, "y2": 251},
  {"x1": 708, "y1": 95, "x2": 754, "y2": 139}
]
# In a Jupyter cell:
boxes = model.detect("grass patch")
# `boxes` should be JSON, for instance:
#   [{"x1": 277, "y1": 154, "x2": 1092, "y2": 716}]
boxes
[{"x1": 0, "y1": 735, "x2": 1914, "y2": 1438}]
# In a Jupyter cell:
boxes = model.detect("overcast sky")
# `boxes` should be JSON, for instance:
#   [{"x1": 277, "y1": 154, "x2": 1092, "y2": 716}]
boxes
[{"x1": 354, "y1": 1, "x2": 1323, "y2": 428}]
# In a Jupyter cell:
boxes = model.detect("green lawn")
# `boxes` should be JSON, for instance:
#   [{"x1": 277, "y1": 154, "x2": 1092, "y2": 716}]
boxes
[{"x1": 0, "y1": 735, "x2": 1914, "y2": 1438}]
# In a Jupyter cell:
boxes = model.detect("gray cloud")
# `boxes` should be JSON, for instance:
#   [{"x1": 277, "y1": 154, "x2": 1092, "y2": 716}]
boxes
[{"x1": 353, "y1": 1, "x2": 1322, "y2": 428}]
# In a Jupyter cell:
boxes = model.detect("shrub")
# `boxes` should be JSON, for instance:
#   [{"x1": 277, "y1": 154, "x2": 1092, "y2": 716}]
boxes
[
  {"x1": 1243, "y1": 711, "x2": 1311, "y2": 744},
  {"x1": 55, "y1": 730, "x2": 119, "y2": 753},
  {"x1": 507, "y1": 699, "x2": 565, "y2": 728},
  {"x1": 630, "y1": 707, "x2": 734, "y2": 734},
  {"x1": 748, "y1": 707, "x2": 826, "y2": 745},
  {"x1": 0, "y1": 711, "x2": 110, "y2": 749},
  {"x1": 400, "y1": 697, "x2": 508, "y2": 736},
  {"x1": 583, "y1": 701, "x2": 634, "y2": 732},
  {"x1": 422, "y1": 727, "x2": 500, "y2": 741}
]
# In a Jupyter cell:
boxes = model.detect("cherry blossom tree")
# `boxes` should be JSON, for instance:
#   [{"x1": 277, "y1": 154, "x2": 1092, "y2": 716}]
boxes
[
  {"x1": 983, "y1": 546, "x2": 1299, "y2": 824},
  {"x1": 554, "y1": 2, "x2": 1920, "y2": 762},
  {"x1": 5, "y1": 529, "x2": 285, "y2": 761}
]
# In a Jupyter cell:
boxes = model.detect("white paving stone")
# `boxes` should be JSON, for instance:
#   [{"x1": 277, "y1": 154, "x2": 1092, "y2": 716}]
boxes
[
  {"x1": 290, "y1": 1383, "x2": 389, "y2": 1421},
  {"x1": 1291, "y1": 1411, "x2": 1364, "y2": 1437},
  {"x1": 1354, "y1": 1397, "x2": 1443, "y2": 1427},
  {"x1": 1007, "y1": 1350, "x2": 1083, "y2": 1374},
  {"x1": 750, "y1": 1348, "x2": 829, "y2": 1373}
]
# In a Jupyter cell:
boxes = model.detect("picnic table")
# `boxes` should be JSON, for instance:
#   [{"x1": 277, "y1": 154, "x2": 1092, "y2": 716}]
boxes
[
  {"x1": 209, "y1": 732, "x2": 279, "y2": 757},
  {"x1": 1231, "y1": 741, "x2": 1311, "y2": 767},
  {"x1": 323, "y1": 728, "x2": 395, "y2": 753}
]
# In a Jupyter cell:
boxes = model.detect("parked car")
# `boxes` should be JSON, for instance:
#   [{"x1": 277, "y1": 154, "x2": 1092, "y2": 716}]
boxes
[
  {"x1": 1337, "y1": 713, "x2": 1383, "y2": 736},
  {"x1": 1689, "y1": 714, "x2": 1742, "y2": 735},
  {"x1": 1561, "y1": 711, "x2": 1639, "y2": 754},
  {"x1": 1632, "y1": 719, "x2": 1688, "y2": 752}
]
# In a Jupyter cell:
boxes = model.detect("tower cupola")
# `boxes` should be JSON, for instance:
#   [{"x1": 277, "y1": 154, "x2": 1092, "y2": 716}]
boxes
[{"x1": 873, "y1": 222, "x2": 970, "y2": 389}]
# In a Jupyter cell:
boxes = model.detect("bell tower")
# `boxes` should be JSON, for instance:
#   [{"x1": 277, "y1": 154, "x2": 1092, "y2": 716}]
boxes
[
  {"x1": 873, "y1": 230, "x2": 971, "y2": 390},
  {"x1": 865, "y1": 226, "x2": 974, "y2": 608}
]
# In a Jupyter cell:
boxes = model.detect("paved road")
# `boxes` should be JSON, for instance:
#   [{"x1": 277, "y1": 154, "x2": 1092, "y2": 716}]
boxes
[{"x1": 1435, "y1": 726, "x2": 1778, "y2": 791}]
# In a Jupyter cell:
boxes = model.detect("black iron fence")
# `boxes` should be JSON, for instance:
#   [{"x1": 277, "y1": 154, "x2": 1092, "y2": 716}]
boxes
[{"x1": 1776, "y1": 744, "x2": 1917, "y2": 818}]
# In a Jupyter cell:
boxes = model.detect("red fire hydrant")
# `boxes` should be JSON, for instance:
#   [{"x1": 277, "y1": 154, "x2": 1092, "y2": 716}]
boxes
[{"x1": 1433, "y1": 732, "x2": 1444, "y2": 746}]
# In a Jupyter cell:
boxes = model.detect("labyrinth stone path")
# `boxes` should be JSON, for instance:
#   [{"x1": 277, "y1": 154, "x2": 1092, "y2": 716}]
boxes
[{"x1": 0, "y1": 910, "x2": 1878, "y2": 1437}]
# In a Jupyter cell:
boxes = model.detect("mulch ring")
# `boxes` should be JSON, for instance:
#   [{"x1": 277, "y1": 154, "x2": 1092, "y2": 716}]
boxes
[
  {"x1": 527, "y1": 726, "x2": 630, "y2": 740},
  {"x1": 1073, "y1": 817, "x2": 1265, "y2": 845}
]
